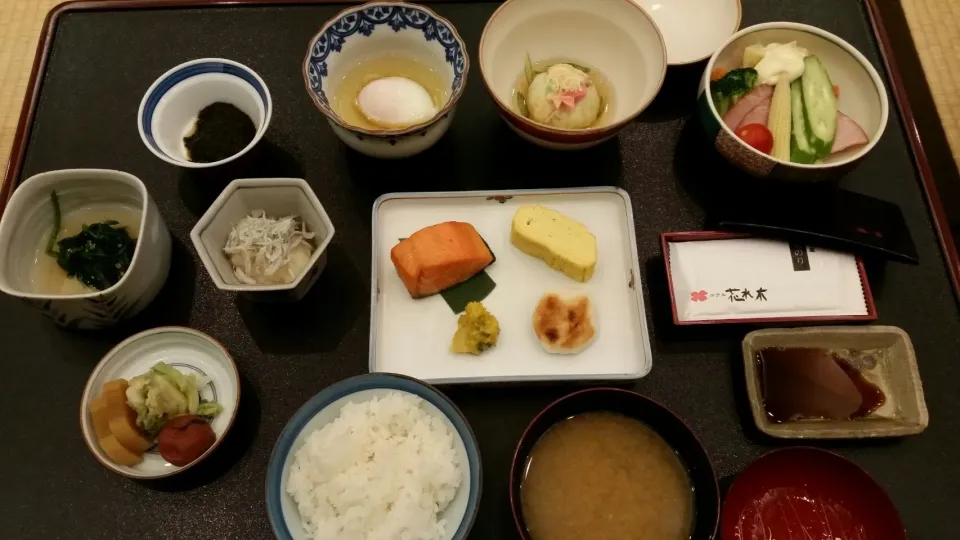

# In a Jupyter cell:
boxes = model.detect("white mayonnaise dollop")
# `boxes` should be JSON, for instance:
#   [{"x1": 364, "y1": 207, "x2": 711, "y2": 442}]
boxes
[{"x1": 754, "y1": 42, "x2": 809, "y2": 85}]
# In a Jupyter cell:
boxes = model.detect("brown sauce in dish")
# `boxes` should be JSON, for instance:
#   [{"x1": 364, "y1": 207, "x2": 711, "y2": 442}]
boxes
[
  {"x1": 834, "y1": 356, "x2": 886, "y2": 419},
  {"x1": 757, "y1": 347, "x2": 885, "y2": 423},
  {"x1": 521, "y1": 412, "x2": 694, "y2": 540}
]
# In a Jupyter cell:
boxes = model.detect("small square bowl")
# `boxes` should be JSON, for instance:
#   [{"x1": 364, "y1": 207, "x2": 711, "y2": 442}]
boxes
[
  {"x1": 190, "y1": 178, "x2": 335, "y2": 302},
  {"x1": 0, "y1": 169, "x2": 171, "y2": 329},
  {"x1": 743, "y1": 326, "x2": 928, "y2": 439}
]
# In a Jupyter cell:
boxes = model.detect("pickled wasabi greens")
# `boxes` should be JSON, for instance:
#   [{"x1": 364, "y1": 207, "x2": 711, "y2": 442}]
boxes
[{"x1": 125, "y1": 362, "x2": 222, "y2": 434}]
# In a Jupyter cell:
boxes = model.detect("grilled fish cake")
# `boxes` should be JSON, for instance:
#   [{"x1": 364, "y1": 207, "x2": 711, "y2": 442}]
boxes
[{"x1": 532, "y1": 293, "x2": 597, "y2": 354}]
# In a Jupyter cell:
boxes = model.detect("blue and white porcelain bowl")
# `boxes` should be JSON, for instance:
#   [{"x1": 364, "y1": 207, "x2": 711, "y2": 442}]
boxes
[
  {"x1": 303, "y1": 2, "x2": 469, "y2": 158},
  {"x1": 137, "y1": 58, "x2": 272, "y2": 168},
  {"x1": 266, "y1": 373, "x2": 482, "y2": 540}
]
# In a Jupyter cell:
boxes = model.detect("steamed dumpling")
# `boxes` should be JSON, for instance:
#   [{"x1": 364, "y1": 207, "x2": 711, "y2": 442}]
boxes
[{"x1": 526, "y1": 64, "x2": 601, "y2": 129}]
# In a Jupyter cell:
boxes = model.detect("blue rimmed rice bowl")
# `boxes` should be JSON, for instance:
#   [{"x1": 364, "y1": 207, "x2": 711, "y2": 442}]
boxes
[
  {"x1": 302, "y1": 2, "x2": 469, "y2": 159},
  {"x1": 266, "y1": 373, "x2": 482, "y2": 540}
]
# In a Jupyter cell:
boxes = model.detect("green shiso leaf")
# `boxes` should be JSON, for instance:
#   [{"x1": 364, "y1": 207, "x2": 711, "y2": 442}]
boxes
[{"x1": 440, "y1": 271, "x2": 496, "y2": 314}]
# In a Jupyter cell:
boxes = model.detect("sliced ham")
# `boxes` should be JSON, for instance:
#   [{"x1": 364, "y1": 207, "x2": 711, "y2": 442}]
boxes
[
  {"x1": 831, "y1": 112, "x2": 870, "y2": 154},
  {"x1": 735, "y1": 100, "x2": 771, "y2": 131},
  {"x1": 722, "y1": 85, "x2": 774, "y2": 130}
]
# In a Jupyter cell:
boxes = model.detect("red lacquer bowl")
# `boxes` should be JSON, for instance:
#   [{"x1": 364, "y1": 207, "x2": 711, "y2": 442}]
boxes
[{"x1": 722, "y1": 447, "x2": 906, "y2": 540}]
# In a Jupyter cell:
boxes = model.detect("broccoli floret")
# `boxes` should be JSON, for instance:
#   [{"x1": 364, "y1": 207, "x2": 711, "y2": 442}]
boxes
[{"x1": 711, "y1": 68, "x2": 759, "y2": 116}]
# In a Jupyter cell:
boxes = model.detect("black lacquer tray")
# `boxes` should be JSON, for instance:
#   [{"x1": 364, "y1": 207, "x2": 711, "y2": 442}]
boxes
[{"x1": 1, "y1": 1, "x2": 959, "y2": 538}]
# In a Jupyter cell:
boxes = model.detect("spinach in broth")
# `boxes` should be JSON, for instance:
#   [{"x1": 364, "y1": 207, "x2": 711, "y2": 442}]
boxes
[{"x1": 46, "y1": 191, "x2": 137, "y2": 291}]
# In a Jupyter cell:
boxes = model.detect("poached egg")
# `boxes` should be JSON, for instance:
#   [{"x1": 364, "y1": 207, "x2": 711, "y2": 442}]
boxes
[{"x1": 356, "y1": 77, "x2": 438, "y2": 129}]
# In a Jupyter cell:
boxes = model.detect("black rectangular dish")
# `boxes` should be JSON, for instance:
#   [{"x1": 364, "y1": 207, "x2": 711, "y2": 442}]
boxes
[{"x1": 1, "y1": 0, "x2": 959, "y2": 539}]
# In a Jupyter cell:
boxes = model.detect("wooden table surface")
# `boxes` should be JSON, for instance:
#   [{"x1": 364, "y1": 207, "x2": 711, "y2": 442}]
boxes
[{"x1": 1, "y1": 0, "x2": 959, "y2": 180}]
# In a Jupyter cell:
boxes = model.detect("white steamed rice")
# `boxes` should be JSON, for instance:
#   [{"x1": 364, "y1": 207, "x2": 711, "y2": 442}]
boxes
[{"x1": 286, "y1": 391, "x2": 463, "y2": 540}]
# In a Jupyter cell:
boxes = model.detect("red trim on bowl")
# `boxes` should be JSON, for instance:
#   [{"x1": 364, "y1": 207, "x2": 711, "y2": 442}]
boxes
[
  {"x1": 660, "y1": 231, "x2": 878, "y2": 325},
  {"x1": 508, "y1": 387, "x2": 720, "y2": 540},
  {"x1": 497, "y1": 104, "x2": 620, "y2": 144},
  {"x1": 477, "y1": 0, "x2": 668, "y2": 145}
]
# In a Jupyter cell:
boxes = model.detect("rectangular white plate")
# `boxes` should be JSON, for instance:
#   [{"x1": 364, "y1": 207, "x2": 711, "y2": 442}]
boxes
[{"x1": 369, "y1": 188, "x2": 653, "y2": 384}]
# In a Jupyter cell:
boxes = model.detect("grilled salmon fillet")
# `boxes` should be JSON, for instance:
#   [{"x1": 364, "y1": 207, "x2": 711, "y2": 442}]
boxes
[{"x1": 391, "y1": 222, "x2": 494, "y2": 298}]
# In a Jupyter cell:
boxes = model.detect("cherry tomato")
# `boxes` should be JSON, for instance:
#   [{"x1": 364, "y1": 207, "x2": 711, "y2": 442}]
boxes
[{"x1": 736, "y1": 123, "x2": 774, "y2": 154}]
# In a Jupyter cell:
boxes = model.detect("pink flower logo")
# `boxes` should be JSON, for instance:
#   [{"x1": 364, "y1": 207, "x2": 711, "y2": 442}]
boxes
[{"x1": 690, "y1": 290, "x2": 708, "y2": 302}]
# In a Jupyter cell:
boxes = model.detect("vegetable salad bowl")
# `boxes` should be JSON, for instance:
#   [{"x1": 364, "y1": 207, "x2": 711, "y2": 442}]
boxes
[
  {"x1": 698, "y1": 22, "x2": 889, "y2": 181},
  {"x1": 303, "y1": 2, "x2": 469, "y2": 159}
]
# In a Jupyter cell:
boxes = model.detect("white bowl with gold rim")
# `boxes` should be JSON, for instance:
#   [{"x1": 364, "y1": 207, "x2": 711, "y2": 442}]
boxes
[{"x1": 302, "y1": 2, "x2": 469, "y2": 159}]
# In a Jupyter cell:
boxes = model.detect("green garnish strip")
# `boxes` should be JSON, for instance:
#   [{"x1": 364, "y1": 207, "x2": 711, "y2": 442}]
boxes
[{"x1": 46, "y1": 191, "x2": 61, "y2": 256}]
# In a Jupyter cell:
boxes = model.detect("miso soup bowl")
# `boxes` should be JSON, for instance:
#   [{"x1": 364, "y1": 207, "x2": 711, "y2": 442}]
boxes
[
  {"x1": 698, "y1": 22, "x2": 889, "y2": 181},
  {"x1": 0, "y1": 169, "x2": 172, "y2": 329},
  {"x1": 479, "y1": 0, "x2": 667, "y2": 150},
  {"x1": 303, "y1": 1, "x2": 469, "y2": 159},
  {"x1": 510, "y1": 388, "x2": 720, "y2": 539}
]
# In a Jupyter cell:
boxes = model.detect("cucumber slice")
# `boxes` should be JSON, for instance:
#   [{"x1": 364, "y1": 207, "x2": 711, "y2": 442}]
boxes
[
  {"x1": 800, "y1": 55, "x2": 838, "y2": 158},
  {"x1": 790, "y1": 80, "x2": 818, "y2": 164}
]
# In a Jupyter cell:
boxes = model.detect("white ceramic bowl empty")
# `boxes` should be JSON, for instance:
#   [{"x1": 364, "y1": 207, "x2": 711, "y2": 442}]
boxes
[
  {"x1": 303, "y1": 2, "x2": 469, "y2": 159},
  {"x1": 189, "y1": 178, "x2": 335, "y2": 302},
  {"x1": 80, "y1": 326, "x2": 240, "y2": 479},
  {"x1": 697, "y1": 22, "x2": 890, "y2": 181},
  {"x1": 634, "y1": 0, "x2": 741, "y2": 65},
  {"x1": 479, "y1": 0, "x2": 667, "y2": 150},
  {"x1": 138, "y1": 58, "x2": 272, "y2": 168},
  {"x1": 0, "y1": 169, "x2": 171, "y2": 329}
]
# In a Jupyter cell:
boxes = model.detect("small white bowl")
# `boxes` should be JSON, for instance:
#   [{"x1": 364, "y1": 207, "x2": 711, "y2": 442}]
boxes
[
  {"x1": 0, "y1": 169, "x2": 171, "y2": 329},
  {"x1": 697, "y1": 22, "x2": 890, "y2": 181},
  {"x1": 189, "y1": 178, "x2": 335, "y2": 302},
  {"x1": 80, "y1": 326, "x2": 240, "y2": 479},
  {"x1": 479, "y1": 0, "x2": 667, "y2": 150},
  {"x1": 138, "y1": 58, "x2": 272, "y2": 168},
  {"x1": 634, "y1": 0, "x2": 741, "y2": 65},
  {"x1": 303, "y1": 2, "x2": 469, "y2": 159}
]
